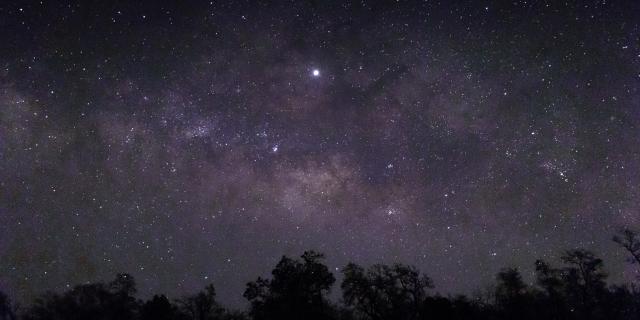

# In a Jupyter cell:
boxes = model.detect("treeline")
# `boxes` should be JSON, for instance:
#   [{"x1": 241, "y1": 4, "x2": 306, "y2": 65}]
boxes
[{"x1": 2, "y1": 229, "x2": 640, "y2": 320}]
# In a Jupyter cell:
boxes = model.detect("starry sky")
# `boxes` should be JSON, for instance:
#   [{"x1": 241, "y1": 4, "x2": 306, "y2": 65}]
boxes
[{"x1": 1, "y1": 0, "x2": 639, "y2": 307}]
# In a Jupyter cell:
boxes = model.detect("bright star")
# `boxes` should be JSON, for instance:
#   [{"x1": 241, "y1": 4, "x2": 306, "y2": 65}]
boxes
[{"x1": 312, "y1": 69, "x2": 320, "y2": 77}]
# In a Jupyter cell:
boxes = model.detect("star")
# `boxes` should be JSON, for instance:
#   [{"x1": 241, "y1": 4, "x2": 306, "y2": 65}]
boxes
[{"x1": 1, "y1": 0, "x2": 637, "y2": 309}]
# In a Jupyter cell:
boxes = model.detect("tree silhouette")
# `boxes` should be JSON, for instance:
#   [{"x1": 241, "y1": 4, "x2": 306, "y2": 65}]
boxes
[
  {"x1": 7, "y1": 243, "x2": 640, "y2": 320},
  {"x1": 23, "y1": 274, "x2": 138, "y2": 320},
  {"x1": 613, "y1": 228, "x2": 640, "y2": 266},
  {"x1": 534, "y1": 259, "x2": 568, "y2": 319},
  {"x1": 560, "y1": 249, "x2": 608, "y2": 319},
  {"x1": 535, "y1": 259, "x2": 563, "y2": 297},
  {"x1": 107, "y1": 274, "x2": 138, "y2": 320},
  {"x1": 140, "y1": 295, "x2": 177, "y2": 320},
  {"x1": 341, "y1": 262, "x2": 432, "y2": 320},
  {"x1": 493, "y1": 268, "x2": 536, "y2": 319},
  {"x1": 244, "y1": 251, "x2": 336, "y2": 320},
  {"x1": 177, "y1": 284, "x2": 224, "y2": 320},
  {"x1": 495, "y1": 268, "x2": 527, "y2": 301}
]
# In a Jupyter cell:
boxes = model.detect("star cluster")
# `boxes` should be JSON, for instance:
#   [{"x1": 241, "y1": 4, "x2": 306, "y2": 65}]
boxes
[{"x1": 0, "y1": 0, "x2": 639, "y2": 307}]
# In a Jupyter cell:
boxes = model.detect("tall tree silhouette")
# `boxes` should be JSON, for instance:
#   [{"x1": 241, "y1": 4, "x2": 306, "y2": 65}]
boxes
[
  {"x1": 244, "y1": 251, "x2": 336, "y2": 320},
  {"x1": 560, "y1": 249, "x2": 607, "y2": 319},
  {"x1": 341, "y1": 262, "x2": 432, "y2": 320}
]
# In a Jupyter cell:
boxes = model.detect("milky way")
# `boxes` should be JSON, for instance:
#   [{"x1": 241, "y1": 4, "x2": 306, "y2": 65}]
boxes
[{"x1": 1, "y1": 0, "x2": 639, "y2": 307}]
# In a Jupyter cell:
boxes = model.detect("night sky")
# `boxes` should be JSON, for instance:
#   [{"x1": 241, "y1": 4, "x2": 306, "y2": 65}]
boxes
[{"x1": 1, "y1": 0, "x2": 639, "y2": 307}]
